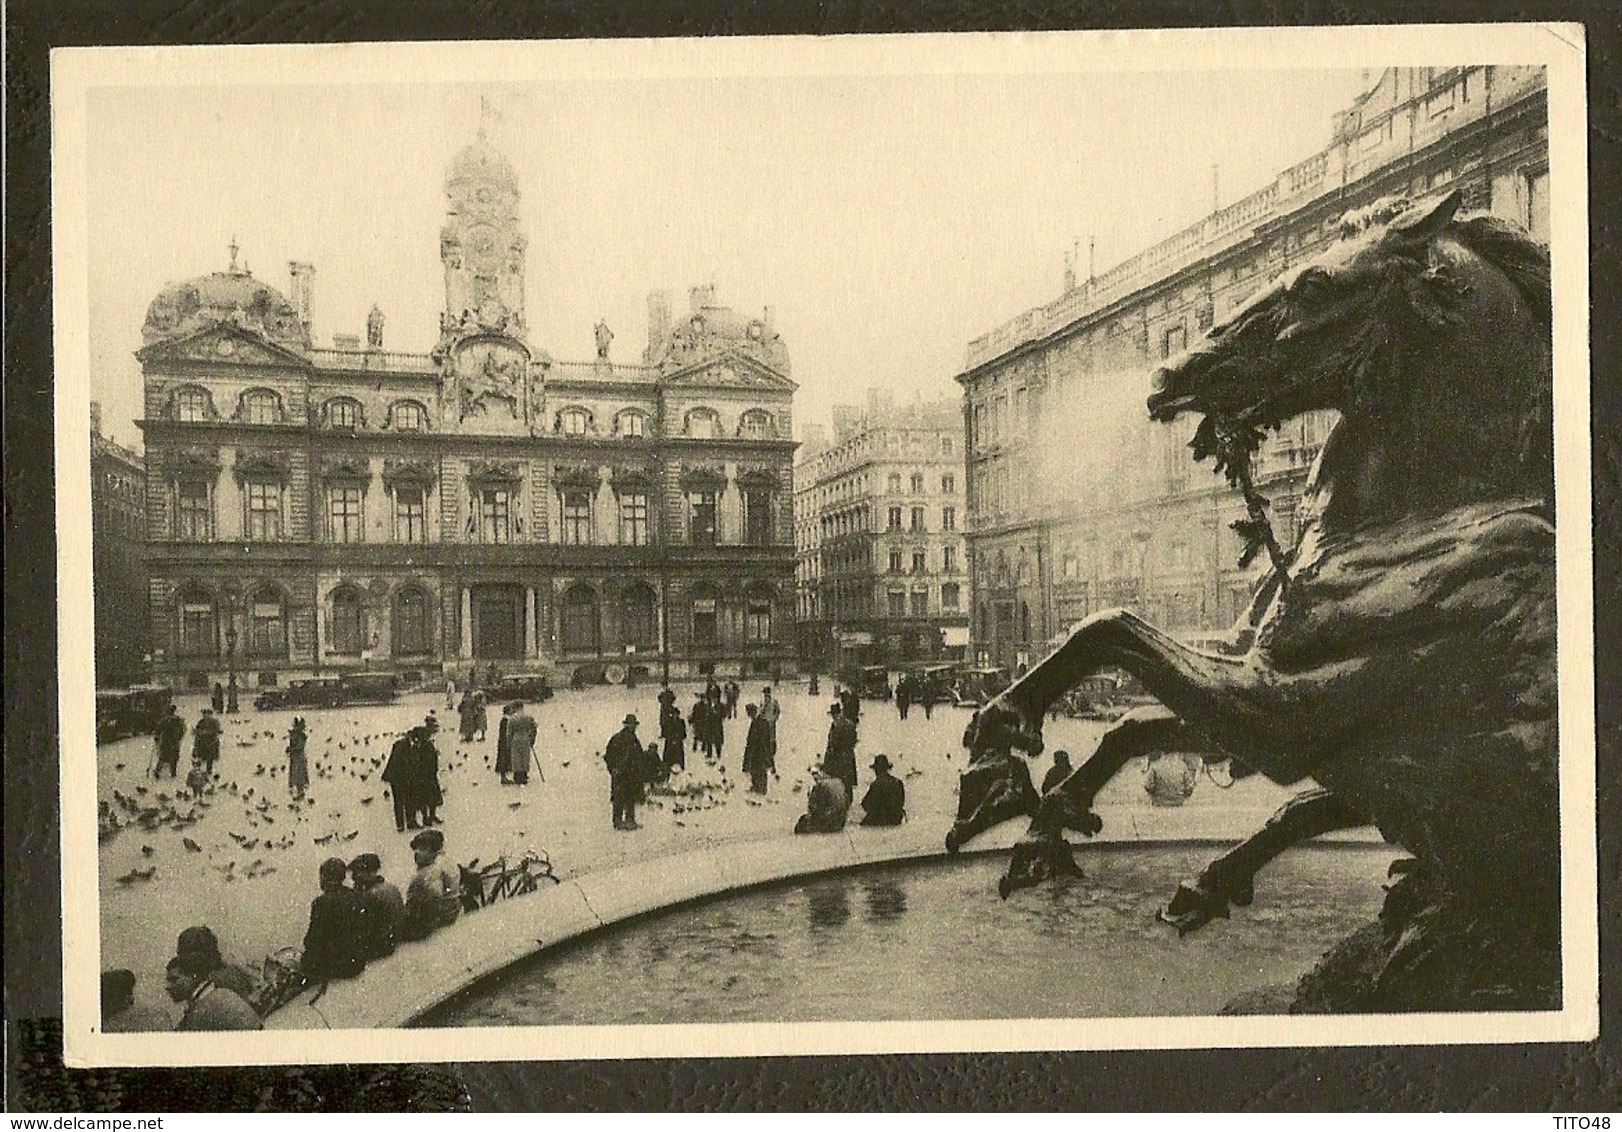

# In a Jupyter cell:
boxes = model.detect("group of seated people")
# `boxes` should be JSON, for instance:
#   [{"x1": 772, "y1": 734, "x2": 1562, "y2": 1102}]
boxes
[{"x1": 794, "y1": 753, "x2": 906, "y2": 835}]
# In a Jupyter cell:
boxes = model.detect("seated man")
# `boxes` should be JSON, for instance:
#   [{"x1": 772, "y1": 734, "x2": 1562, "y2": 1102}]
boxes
[
  {"x1": 794, "y1": 769, "x2": 851, "y2": 835},
  {"x1": 858, "y1": 755, "x2": 905, "y2": 827},
  {"x1": 300, "y1": 857, "x2": 368, "y2": 981},
  {"x1": 165, "y1": 955, "x2": 262, "y2": 1031},
  {"x1": 399, "y1": 829, "x2": 461, "y2": 942}
]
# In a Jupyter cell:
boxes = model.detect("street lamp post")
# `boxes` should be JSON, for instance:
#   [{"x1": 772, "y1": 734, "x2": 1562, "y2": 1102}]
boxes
[{"x1": 224, "y1": 625, "x2": 239, "y2": 713}]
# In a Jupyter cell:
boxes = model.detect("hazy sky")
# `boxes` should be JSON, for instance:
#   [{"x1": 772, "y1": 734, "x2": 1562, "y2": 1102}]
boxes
[{"x1": 83, "y1": 60, "x2": 1372, "y2": 449}]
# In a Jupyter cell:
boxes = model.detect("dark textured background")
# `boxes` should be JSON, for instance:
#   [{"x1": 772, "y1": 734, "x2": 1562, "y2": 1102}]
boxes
[{"x1": 6, "y1": 0, "x2": 1618, "y2": 1111}]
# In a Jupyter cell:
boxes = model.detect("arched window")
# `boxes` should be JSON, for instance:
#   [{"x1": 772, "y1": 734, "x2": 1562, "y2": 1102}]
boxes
[
  {"x1": 247, "y1": 585, "x2": 288, "y2": 658},
  {"x1": 560, "y1": 584, "x2": 600, "y2": 655},
  {"x1": 686, "y1": 407, "x2": 722, "y2": 439},
  {"x1": 239, "y1": 389, "x2": 282, "y2": 425},
  {"x1": 393, "y1": 585, "x2": 433, "y2": 656},
  {"x1": 391, "y1": 400, "x2": 427, "y2": 432},
  {"x1": 690, "y1": 583, "x2": 719, "y2": 649},
  {"x1": 744, "y1": 586, "x2": 774, "y2": 644},
  {"x1": 558, "y1": 407, "x2": 592, "y2": 437},
  {"x1": 616, "y1": 410, "x2": 646, "y2": 439},
  {"x1": 175, "y1": 585, "x2": 218, "y2": 658},
  {"x1": 329, "y1": 585, "x2": 365, "y2": 655},
  {"x1": 174, "y1": 386, "x2": 213, "y2": 423},
  {"x1": 738, "y1": 409, "x2": 774, "y2": 439},
  {"x1": 325, "y1": 397, "x2": 363, "y2": 430},
  {"x1": 621, "y1": 583, "x2": 657, "y2": 651}
]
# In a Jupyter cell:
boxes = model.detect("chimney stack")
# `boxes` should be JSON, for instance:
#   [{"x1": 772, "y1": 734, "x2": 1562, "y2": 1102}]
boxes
[
  {"x1": 288, "y1": 262, "x2": 315, "y2": 340},
  {"x1": 645, "y1": 289, "x2": 671, "y2": 363},
  {"x1": 90, "y1": 400, "x2": 103, "y2": 437}
]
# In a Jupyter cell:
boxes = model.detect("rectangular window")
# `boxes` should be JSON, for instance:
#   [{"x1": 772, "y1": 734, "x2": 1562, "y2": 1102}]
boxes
[
  {"x1": 176, "y1": 480, "x2": 214, "y2": 541},
  {"x1": 1163, "y1": 323, "x2": 1187, "y2": 359},
  {"x1": 887, "y1": 590, "x2": 907, "y2": 618},
  {"x1": 395, "y1": 594, "x2": 430, "y2": 655},
  {"x1": 179, "y1": 602, "x2": 217, "y2": 657},
  {"x1": 176, "y1": 389, "x2": 210, "y2": 422},
  {"x1": 249, "y1": 600, "x2": 285, "y2": 658},
  {"x1": 910, "y1": 590, "x2": 929, "y2": 617},
  {"x1": 244, "y1": 481, "x2": 283, "y2": 542},
  {"x1": 394, "y1": 486, "x2": 427, "y2": 543},
  {"x1": 561, "y1": 490, "x2": 592, "y2": 546},
  {"x1": 692, "y1": 597, "x2": 718, "y2": 648},
  {"x1": 941, "y1": 473, "x2": 955, "y2": 494},
  {"x1": 689, "y1": 492, "x2": 717, "y2": 545},
  {"x1": 480, "y1": 487, "x2": 513, "y2": 544},
  {"x1": 888, "y1": 473, "x2": 902, "y2": 493},
  {"x1": 941, "y1": 582, "x2": 961, "y2": 611},
  {"x1": 619, "y1": 491, "x2": 649, "y2": 546},
  {"x1": 743, "y1": 488, "x2": 774, "y2": 546},
  {"x1": 912, "y1": 548, "x2": 927, "y2": 574},
  {"x1": 745, "y1": 599, "x2": 772, "y2": 643},
  {"x1": 942, "y1": 505, "x2": 956, "y2": 531},
  {"x1": 888, "y1": 506, "x2": 902, "y2": 531},
  {"x1": 943, "y1": 546, "x2": 957, "y2": 573},
  {"x1": 888, "y1": 547, "x2": 903, "y2": 574},
  {"x1": 328, "y1": 485, "x2": 365, "y2": 543},
  {"x1": 910, "y1": 506, "x2": 926, "y2": 532}
]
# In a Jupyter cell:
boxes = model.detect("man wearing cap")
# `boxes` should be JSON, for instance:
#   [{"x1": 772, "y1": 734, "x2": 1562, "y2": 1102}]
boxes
[
  {"x1": 172, "y1": 925, "x2": 258, "y2": 1003},
  {"x1": 822, "y1": 702, "x2": 859, "y2": 798},
  {"x1": 166, "y1": 955, "x2": 261, "y2": 1031},
  {"x1": 300, "y1": 857, "x2": 368, "y2": 981},
  {"x1": 859, "y1": 755, "x2": 906, "y2": 827},
  {"x1": 400, "y1": 829, "x2": 461, "y2": 941},
  {"x1": 349, "y1": 853, "x2": 403, "y2": 959},
  {"x1": 604, "y1": 714, "x2": 644, "y2": 830}
]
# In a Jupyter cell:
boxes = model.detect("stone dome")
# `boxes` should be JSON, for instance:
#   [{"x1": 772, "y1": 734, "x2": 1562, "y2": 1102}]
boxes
[
  {"x1": 141, "y1": 268, "x2": 308, "y2": 349},
  {"x1": 446, "y1": 134, "x2": 519, "y2": 193}
]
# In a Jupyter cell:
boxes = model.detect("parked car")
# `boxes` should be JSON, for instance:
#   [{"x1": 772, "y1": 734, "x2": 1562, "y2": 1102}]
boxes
[
  {"x1": 337, "y1": 671, "x2": 401, "y2": 705},
  {"x1": 494, "y1": 672, "x2": 555, "y2": 703},
  {"x1": 254, "y1": 677, "x2": 345, "y2": 711},
  {"x1": 96, "y1": 684, "x2": 174, "y2": 745},
  {"x1": 837, "y1": 664, "x2": 893, "y2": 701},
  {"x1": 952, "y1": 666, "x2": 1010, "y2": 708},
  {"x1": 917, "y1": 663, "x2": 961, "y2": 703}
]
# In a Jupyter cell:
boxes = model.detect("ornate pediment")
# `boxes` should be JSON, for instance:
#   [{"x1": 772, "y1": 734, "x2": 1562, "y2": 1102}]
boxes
[
  {"x1": 611, "y1": 464, "x2": 656, "y2": 490},
  {"x1": 737, "y1": 464, "x2": 783, "y2": 489},
  {"x1": 319, "y1": 455, "x2": 371, "y2": 481},
  {"x1": 233, "y1": 450, "x2": 290, "y2": 481},
  {"x1": 383, "y1": 457, "x2": 437, "y2": 484},
  {"x1": 467, "y1": 458, "x2": 523, "y2": 484},
  {"x1": 166, "y1": 446, "x2": 221, "y2": 477},
  {"x1": 139, "y1": 324, "x2": 309, "y2": 370},
  {"x1": 553, "y1": 465, "x2": 600, "y2": 491},
  {"x1": 680, "y1": 463, "x2": 727, "y2": 492},
  {"x1": 663, "y1": 350, "x2": 795, "y2": 391}
]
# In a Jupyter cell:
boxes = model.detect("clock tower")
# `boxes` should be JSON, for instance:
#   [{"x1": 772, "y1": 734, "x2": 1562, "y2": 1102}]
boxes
[{"x1": 439, "y1": 129, "x2": 528, "y2": 337}]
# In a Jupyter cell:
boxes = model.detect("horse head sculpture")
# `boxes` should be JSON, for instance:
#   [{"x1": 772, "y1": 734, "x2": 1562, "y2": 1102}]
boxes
[{"x1": 955, "y1": 193, "x2": 1561, "y2": 1012}]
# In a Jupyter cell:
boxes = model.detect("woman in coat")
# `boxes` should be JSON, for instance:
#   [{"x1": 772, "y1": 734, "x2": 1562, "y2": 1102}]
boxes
[
  {"x1": 285, "y1": 718, "x2": 309, "y2": 800},
  {"x1": 741, "y1": 703, "x2": 775, "y2": 794}
]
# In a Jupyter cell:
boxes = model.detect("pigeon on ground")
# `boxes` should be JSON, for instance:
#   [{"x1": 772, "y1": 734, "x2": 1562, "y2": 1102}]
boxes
[{"x1": 182, "y1": 837, "x2": 202, "y2": 852}]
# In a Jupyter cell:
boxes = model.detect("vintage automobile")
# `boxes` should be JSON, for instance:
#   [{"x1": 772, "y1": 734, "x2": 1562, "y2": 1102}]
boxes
[
  {"x1": 951, "y1": 666, "x2": 1010, "y2": 708},
  {"x1": 836, "y1": 664, "x2": 893, "y2": 701},
  {"x1": 253, "y1": 676, "x2": 345, "y2": 711},
  {"x1": 493, "y1": 672, "x2": 555, "y2": 703},
  {"x1": 337, "y1": 671, "x2": 401, "y2": 705},
  {"x1": 95, "y1": 684, "x2": 174, "y2": 745},
  {"x1": 917, "y1": 663, "x2": 962, "y2": 703}
]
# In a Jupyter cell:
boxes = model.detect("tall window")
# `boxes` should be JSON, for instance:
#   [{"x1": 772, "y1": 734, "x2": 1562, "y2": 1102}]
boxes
[
  {"x1": 248, "y1": 588, "x2": 286, "y2": 658},
  {"x1": 743, "y1": 487, "x2": 773, "y2": 545},
  {"x1": 1163, "y1": 323, "x2": 1187, "y2": 359},
  {"x1": 394, "y1": 486, "x2": 427, "y2": 543},
  {"x1": 177, "y1": 592, "x2": 217, "y2": 657},
  {"x1": 888, "y1": 547, "x2": 903, "y2": 574},
  {"x1": 175, "y1": 388, "x2": 211, "y2": 422},
  {"x1": 619, "y1": 492, "x2": 649, "y2": 546},
  {"x1": 942, "y1": 473, "x2": 955, "y2": 494},
  {"x1": 330, "y1": 588, "x2": 364, "y2": 655},
  {"x1": 394, "y1": 587, "x2": 432, "y2": 656},
  {"x1": 244, "y1": 481, "x2": 283, "y2": 542},
  {"x1": 910, "y1": 472, "x2": 925, "y2": 493},
  {"x1": 622, "y1": 585, "x2": 656, "y2": 650},
  {"x1": 888, "y1": 506, "x2": 903, "y2": 531},
  {"x1": 559, "y1": 408, "x2": 590, "y2": 436},
  {"x1": 941, "y1": 582, "x2": 961, "y2": 611},
  {"x1": 941, "y1": 436, "x2": 954, "y2": 456},
  {"x1": 691, "y1": 588, "x2": 718, "y2": 649},
  {"x1": 176, "y1": 480, "x2": 214, "y2": 541},
  {"x1": 480, "y1": 487, "x2": 512, "y2": 544},
  {"x1": 687, "y1": 409, "x2": 721, "y2": 438},
  {"x1": 241, "y1": 390, "x2": 279, "y2": 424},
  {"x1": 888, "y1": 590, "x2": 906, "y2": 618},
  {"x1": 942, "y1": 505, "x2": 956, "y2": 531},
  {"x1": 392, "y1": 402, "x2": 427, "y2": 431},
  {"x1": 688, "y1": 492, "x2": 717, "y2": 545},
  {"x1": 888, "y1": 473, "x2": 902, "y2": 493},
  {"x1": 739, "y1": 410, "x2": 773, "y2": 439},
  {"x1": 619, "y1": 412, "x2": 645, "y2": 439},
  {"x1": 910, "y1": 506, "x2": 925, "y2": 532},
  {"x1": 745, "y1": 594, "x2": 772, "y2": 643},
  {"x1": 328, "y1": 485, "x2": 364, "y2": 543},
  {"x1": 560, "y1": 585, "x2": 601, "y2": 654},
  {"x1": 912, "y1": 548, "x2": 927, "y2": 574},
  {"x1": 327, "y1": 399, "x2": 360, "y2": 429},
  {"x1": 561, "y1": 489, "x2": 593, "y2": 545},
  {"x1": 943, "y1": 546, "x2": 958, "y2": 573},
  {"x1": 910, "y1": 590, "x2": 929, "y2": 617}
]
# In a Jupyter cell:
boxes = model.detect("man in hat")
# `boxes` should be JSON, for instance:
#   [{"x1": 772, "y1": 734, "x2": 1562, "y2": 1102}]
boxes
[
  {"x1": 192, "y1": 707, "x2": 222, "y2": 778},
  {"x1": 688, "y1": 693, "x2": 712, "y2": 760},
  {"x1": 1041, "y1": 749, "x2": 1074, "y2": 796},
  {"x1": 381, "y1": 727, "x2": 421, "y2": 831},
  {"x1": 508, "y1": 700, "x2": 538, "y2": 785},
  {"x1": 300, "y1": 857, "x2": 368, "y2": 981},
  {"x1": 415, "y1": 716, "x2": 445, "y2": 825},
  {"x1": 822, "y1": 701, "x2": 859, "y2": 798},
  {"x1": 742, "y1": 702, "x2": 775, "y2": 794},
  {"x1": 153, "y1": 704, "x2": 186, "y2": 779},
  {"x1": 760, "y1": 686, "x2": 781, "y2": 742},
  {"x1": 794, "y1": 768, "x2": 851, "y2": 835},
  {"x1": 859, "y1": 755, "x2": 906, "y2": 827},
  {"x1": 166, "y1": 954, "x2": 261, "y2": 1031},
  {"x1": 604, "y1": 714, "x2": 644, "y2": 830},
  {"x1": 400, "y1": 828, "x2": 460, "y2": 941},
  {"x1": 659, "y1": 692, "x2": 687, "y2": 775},
  {"x1": 349, "y1": 853, "x2": 403, "y2": 960}
]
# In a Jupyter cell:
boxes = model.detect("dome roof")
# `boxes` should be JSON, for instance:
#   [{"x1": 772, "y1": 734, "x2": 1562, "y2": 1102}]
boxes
[
  {"x1": 141, "y1": 269, "x2": 308, "y2": 349},
  {"x1": 447, "y1": 134, "x2": 518, "y2": 192}
]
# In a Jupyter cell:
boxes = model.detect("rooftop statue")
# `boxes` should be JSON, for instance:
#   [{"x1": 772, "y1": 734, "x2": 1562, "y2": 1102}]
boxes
[{"x1": 954, "y1": 192, "x2": 1559, "y2": 1013}]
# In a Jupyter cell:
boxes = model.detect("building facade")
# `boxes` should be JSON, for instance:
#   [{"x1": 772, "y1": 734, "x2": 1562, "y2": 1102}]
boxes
[
  {"x1": 138, "y1": 134, "x2": 797, "y2": 689},
  {"x1": 92, "y1": 402, "x2": 150, "y2": 686},
  {"x1": 793, "y1": 391, "x2": 968, "y2": 673},
  {"x1": 957, "y1": 66, "x2": 1550, "y2": 670}
]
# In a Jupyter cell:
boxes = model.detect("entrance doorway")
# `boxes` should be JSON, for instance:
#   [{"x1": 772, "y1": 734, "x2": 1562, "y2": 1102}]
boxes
[{"x1": 472, "y1": 584, "x2": 524, "y2": 660}]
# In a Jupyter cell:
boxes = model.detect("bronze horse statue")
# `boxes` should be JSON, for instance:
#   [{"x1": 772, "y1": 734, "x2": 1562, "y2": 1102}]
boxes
[{"x1": 954, "y1": 191, "x2": 1558, "y2": 1012}]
